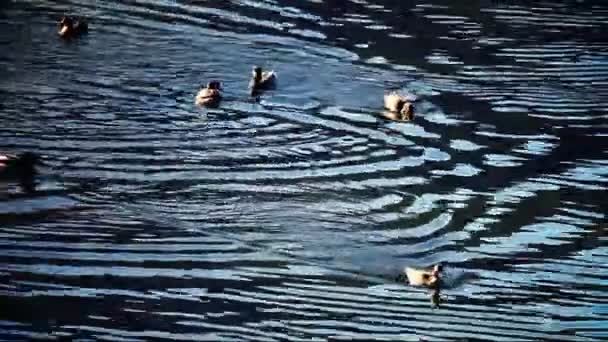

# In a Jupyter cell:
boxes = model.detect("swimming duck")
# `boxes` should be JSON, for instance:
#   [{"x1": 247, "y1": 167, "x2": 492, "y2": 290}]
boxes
[
  {"x1": 403, "y1": 264, "x2": 442, "y2": 287},
  {"x1": 249, "y1": 66, "x2": 276, "y2": 96},
  {"x1": 58, "y1": 16, "x2": 88, "y2": 39},
  {"x1": 195, "y1": 81, "x2": 223, "y2": 107},
  {"x1": 384, "y1": 92, "x2": 414, "y2": 121},
  {"x1": 0, "y1": 152, "x2": 40, "y2": 192}
]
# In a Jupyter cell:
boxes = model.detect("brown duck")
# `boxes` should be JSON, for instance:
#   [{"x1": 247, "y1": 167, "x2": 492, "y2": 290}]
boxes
[
  {"x1": 384, "y1": 92, "x2": 415, "y2": 121},
  {"x1": 403, "y1": 264, "x2": 442, "y2": 287},
  {"x1": 195, "y1": 81, "x2": 223, "y2": 108}
]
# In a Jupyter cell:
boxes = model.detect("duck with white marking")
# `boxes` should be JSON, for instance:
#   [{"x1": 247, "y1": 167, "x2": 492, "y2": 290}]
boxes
[{"x1": 249, "y1": 66, "x2": 276, "y2": 96}]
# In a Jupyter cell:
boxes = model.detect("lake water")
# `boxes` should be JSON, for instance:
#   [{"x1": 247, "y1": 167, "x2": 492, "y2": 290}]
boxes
[{"x1": 1, "y1": 0, "x2": 607, "y2": 340}]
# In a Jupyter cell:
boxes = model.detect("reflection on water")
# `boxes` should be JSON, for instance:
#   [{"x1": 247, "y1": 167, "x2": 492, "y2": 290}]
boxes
[{"x1": 1, "y1": 0, "x2": 607, "y2": 340}]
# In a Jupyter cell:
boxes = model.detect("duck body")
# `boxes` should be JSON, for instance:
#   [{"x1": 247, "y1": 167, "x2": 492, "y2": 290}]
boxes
[
  {"x1": 403, "y1": 264, "x2": 442, "y2": 287},
  {"x1": 0, "y1": 152, "x2": 40, "y2": 192},
  {"x1": 384, "y1": 92, "x2": 415, "y2": 121},
  {"x1": 249, "y1": 66, "x2": 276, "y2": 96},
  {"x1": 195, "y1": 81, "x2": 223, "y2": 108},
  {"x1": 58, "y1": 16, "x2": 88, "y2": 39}
]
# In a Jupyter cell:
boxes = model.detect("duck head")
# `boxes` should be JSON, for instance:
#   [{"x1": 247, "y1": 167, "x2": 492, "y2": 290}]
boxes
[
  {"x1": 432, "y1": 264, "x2": 442, "y2": 277},
  {"x1": 426, "y1": 264, "x2": 442, "y2": 287},
  {"x1": 206, "y1": 81, "x2": 223, "y2": 90},
  {"x1": 252, "y1": 66, "x2": 263, "y2": 82},
  {"x1": 399, "y1": 102, "x2": 415, "y2": 121}
]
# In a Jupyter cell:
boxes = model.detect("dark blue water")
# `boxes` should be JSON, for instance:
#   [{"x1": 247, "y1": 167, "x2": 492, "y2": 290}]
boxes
[{"x1": 1, "y1": 0, "x2": 607, "y2": 340}]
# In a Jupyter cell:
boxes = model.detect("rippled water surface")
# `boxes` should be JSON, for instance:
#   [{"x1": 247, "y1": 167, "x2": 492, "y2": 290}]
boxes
[{"x1": 1, "y1": 0, "x2": 607, "y2": 340}]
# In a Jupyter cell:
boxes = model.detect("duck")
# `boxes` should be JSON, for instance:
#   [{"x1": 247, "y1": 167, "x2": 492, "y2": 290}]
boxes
[
  {"x1": 402, "y1": 264, "x2": 442, "y2": 287},
  {"x1": 58, "y1": 16, "x2": 88, "y2": 39},
  {"x1": 0, "y1": 152, "x2": 40, "y2": 193},
  {"x1": 195, "y1": 81, "x2": 223, "y2": 107},
  {"x1": 384, "y1": 92, "x2": 415, "y2": 121},
  {"x1": 249, "y1": 66, "x2": 276, "y2": 96}
]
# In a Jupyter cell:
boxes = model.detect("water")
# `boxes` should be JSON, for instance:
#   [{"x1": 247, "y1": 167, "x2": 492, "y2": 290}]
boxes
[{"x1": 1, "y1": 0, "x2": 607, "y2": 340}]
